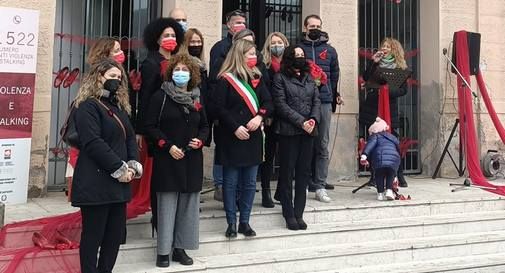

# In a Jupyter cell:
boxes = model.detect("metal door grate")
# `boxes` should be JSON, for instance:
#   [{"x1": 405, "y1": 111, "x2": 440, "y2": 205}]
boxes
[
  {"x1": 48, "y1": 0, "x2": 162, "y2": 190},
  {"x1": 358, "y1": 0, "x2": 420, "y2": 174}
]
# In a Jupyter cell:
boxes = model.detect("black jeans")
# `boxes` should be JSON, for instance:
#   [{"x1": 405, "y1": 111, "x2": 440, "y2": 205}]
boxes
[
  {"x1": 374, "y1": 167, "x2": 396, "y2": 193},
  {"x1": 80, "y1": 202, "x2": 126, "y2": 273},
  {"x1": 277, "y1": 134, "x2": 314, "y2": 219},
  {"x1": 259, "y1": 125, "x2": 278, "y2": 189}
]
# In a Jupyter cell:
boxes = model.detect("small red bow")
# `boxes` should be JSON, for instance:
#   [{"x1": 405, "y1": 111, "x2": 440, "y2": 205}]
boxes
[
  {"x1": 194, "y1": 101, "x2": 202, "y2": 112},
  {"x1": 129, "y1": 70, "x2": 142, "y2": 92},
  {"x1": 160, "y1": 60, "x2": 169, "y2": 78},
  {"x1": 251, "y1": 78, "x2": 260, "y2": 88}
]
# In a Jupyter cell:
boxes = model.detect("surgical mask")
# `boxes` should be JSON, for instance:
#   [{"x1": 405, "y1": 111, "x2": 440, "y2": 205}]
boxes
[
  {"x1": 172, "y1": 70, "x2": 191, "y2": 87},
  {"x1": 178, "y1": 21, "x2": 188, "y2": 32},
  {"x1": 232, "y1": 23, "x2": 246, "y2": 33},
  {"x1": 246, "y1": 56, "x2": 257, "y2": 68},
  {"x1": 270, "y1": 45, "x2": 285, "y2": 57},
  {"x1": 307, "y1": 29, "x2": 321, "y2": 40},
  {"x1": 161, "y1": 38, "x2": 177, "y2": 52},
  {"x1": 112, "y1": 51, "x2": 125, "y2": 64},
  {"x1": 103, "y1": 79, "x2": 121, "y2": 94}
]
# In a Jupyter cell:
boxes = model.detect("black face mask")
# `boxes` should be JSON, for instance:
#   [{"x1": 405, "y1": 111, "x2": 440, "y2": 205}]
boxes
[
  {"x1": 293, "y1": 57, "x2": 307, "y2": 69},
  {"x1": 188, "y1": 45, "x2": 203, "y2": 57},
  {"x1": 103, "y1": 79, "x2": 121, "y2": 94},
  {"x1": 307, "y1": 29, "x2": 321, "y2": 41}
]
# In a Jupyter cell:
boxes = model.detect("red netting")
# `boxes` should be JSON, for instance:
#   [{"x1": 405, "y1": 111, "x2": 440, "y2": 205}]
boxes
[{"x1": 0, "y1": 144, "x2": 153, "y2": 272}]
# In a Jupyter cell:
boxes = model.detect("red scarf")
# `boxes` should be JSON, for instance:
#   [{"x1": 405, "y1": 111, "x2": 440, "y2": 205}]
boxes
[
  {"x1": 377, "y1": 85, "x2": 392, "y2": 132},
  {"x1": 270, "y1": 57, "x2": 281, "y2": 73}
]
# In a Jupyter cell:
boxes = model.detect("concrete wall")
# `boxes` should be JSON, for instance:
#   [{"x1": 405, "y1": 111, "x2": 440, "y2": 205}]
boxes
[{"x1": 1, "y1": 0, "x2": 56, "y2": 197}]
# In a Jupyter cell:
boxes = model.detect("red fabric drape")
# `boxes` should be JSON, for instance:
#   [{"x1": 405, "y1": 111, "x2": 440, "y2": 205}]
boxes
[
  {"x1": 0, "y1": 141, "x2": 153, "y2": 272},
  {"x1": 453, "y1": 30, "x2": 505, "y2": 195},
  {"x1": 377, "y1": 85, "x2": 392, "y2": 131}
]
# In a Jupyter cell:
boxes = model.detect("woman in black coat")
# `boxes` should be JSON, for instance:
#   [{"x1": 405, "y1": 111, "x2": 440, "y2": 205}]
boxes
[
  {"x1": 272, "y1": 45, "x2": 321, "y2": 231},
  {"x1": 136, "y1": 17, "x2": 184, "y2": 234},
  {"x1": 143, "y1": 54, "x2": 209, "y2": 268},
  {"x1": 214, "y1": 39, "x2": 273, "y2": 238},
  {"x1": 72, "y1": 59, "x2": 142, "y2": 273}
]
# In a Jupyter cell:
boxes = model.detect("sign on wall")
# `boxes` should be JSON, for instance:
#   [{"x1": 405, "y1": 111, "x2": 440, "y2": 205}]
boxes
[{"x1": 0, "y1": 6, "x2": 40, "y2": 204}]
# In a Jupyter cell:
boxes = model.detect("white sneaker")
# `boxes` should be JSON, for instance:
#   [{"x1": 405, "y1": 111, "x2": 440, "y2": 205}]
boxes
[
  {"x1": 377, "y1": 192, "x2": 385, "y2": 201},
  {"x1": 315, "y1": 189, "x2": 332, "y2": 203},
  {"x1": 385, "y1": 189, "x2": 395, "y2": 200}
]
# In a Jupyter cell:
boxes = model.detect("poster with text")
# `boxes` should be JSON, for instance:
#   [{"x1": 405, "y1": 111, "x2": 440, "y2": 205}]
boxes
[{"x1": 0, "y1": 7, "x2": 39, "y2": 204}]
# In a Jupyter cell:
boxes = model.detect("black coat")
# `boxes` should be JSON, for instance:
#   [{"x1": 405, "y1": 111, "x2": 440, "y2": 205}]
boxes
[
  {"x1": 72, "y1": 98, "x2": 138, "y2": 206},
  {"x1": 272, "y1": 73, "x2": 321, "y2": 136},
  {"x1": 144, "y1": 88, "x2": 209, "y2": 193},
  {"x1": 359, "y1": 61, "x2": 408, "y2": 129},
  {"x1": 136, "y1": 51, "x2": 165, "y2": 134},
  {"x1": 208, "y1": 34, "x2": 233, "y2": 89},
  {"x1": 213, "y1": 76, "x2": 273, "y2": 167}
]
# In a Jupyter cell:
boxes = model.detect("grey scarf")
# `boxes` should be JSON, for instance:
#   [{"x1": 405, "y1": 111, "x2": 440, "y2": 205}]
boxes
[
  {"x1": 379, "y1": 54, "x2": 397, "y2": 69},
  {"x1": 161, "y1": 81, "x2": 200, "y2": 114}
]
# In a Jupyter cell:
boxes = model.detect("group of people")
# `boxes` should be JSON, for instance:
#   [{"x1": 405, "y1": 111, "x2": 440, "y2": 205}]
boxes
[{"x1": 67, "y1": 7, "x2": 409, "y2": 273}]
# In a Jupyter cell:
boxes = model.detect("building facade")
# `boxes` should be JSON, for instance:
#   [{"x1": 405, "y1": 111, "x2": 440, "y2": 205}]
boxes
[{"x1": 0, "y1": 0, "x2": 504, "y2": 198}]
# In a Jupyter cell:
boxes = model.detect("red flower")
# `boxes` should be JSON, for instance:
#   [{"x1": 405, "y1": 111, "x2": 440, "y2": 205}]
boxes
[
  {"x1": 319, "y1": 49, "x2": 328, "y2": 60},
  {"x1": 308, "y1": 60, "x2": 328, "y2": 86},
  {"x1": 157, "y1": 139, "x2": 166, "y2": 148},
  {"x1": 194, "y1": 101, "x2": 202, "y2": 112}
]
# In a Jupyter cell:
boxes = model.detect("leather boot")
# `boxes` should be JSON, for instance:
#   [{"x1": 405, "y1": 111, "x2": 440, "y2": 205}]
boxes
[
  {"x1": 172, "y1": 248, "x2": 193, "y2": 265},
  {"x1": 238, "y1": 223, "x2": 256, "y2": 237},
  {"x1": 156, "y1": 254, "x2": 169, "y2": 268},
  {"x1": 261, "y1": 189, "x2": 275, "y2": 208},
  {"x1": 225, "y1": 223, "x2": 237, "y2": 238},
  {"x1": 397, "y1": 168, "x2": 408, "y2": 187}
]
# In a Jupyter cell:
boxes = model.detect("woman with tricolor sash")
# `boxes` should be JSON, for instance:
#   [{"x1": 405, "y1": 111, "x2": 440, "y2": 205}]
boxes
[{"x1": 214, "y1": 39, "x2": 273, "y2": 238}]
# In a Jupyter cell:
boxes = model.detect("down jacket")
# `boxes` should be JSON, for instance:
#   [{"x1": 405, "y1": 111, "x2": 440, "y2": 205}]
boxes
[
  {"x1": 272, "y1": 73, "x2": 321, "y2": 136},
  {"x1": 362, "y1": 132, "x2": 401, "y2": 171}
]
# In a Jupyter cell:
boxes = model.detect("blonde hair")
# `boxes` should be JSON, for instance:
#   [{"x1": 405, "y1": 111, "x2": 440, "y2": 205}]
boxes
[
  {"x1": 74, "y1": 59, "x2": 131, "y2": 114},
  {"x1": 218, "y1": 39, "x2": 261, "y2": 81},
  {"x1": 261, "y1": 32, "x2": 289, "y2": 68},
  {"x1": 87, "y1": 37, "x2": 119, "y2": 65},
  {"x1": 180, "y1": 28, "x2": 205, "y2": 63},
  {"x1": 381, "y1": 37, "x2": 407, "y2": 69}
]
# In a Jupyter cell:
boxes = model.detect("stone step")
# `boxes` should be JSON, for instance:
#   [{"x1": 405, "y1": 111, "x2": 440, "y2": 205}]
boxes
[
  {"x1": 114, "y1": 230, "x2": 505, "y2": 273},
  {"x1": 126, "y1": 196, "x2": 505, "y2": 237},
  {"x1": 313, "y1": 252, "x2": 505, "y2": 273},
  {"x1": 116, "y1": 210, "x2": 505, "y2": 264}
]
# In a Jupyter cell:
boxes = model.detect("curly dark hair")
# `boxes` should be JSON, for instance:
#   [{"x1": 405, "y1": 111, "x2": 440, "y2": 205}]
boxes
[
  {"x1": 143, "y1": 17, "x2": 184, "y2": 52},
  {"x1": 281, "y1": 45, "x2": 310, "y2": 78},
  {"x1": 165, "y1": 53, "x2": 202, "y2": 91}
]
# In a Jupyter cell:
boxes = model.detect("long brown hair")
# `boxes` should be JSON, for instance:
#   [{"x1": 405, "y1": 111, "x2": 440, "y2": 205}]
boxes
[
  {"x1": 87, "y1": 37, "x2": 119, "y2": 65},
  {"x1": 180, "y1": 28, "x2": 205, "y2": 62},
  {"x1": 74, "y1": 59, "x2": 131, "y2": 114},
  {"x1": 218, "y1": 39, "x2": 261, "y2": 81}
]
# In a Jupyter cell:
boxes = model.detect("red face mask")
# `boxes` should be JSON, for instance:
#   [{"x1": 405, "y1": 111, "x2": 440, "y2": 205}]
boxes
[
  {"x1": 161, "y1": 38, "x2": 177, "y2": 52},
  {"x1": 232, "y1": 23, "x2": 246, "y2": 33},
  {"x1": 112, "y1": 51, "x2": 125, "y2": 64},
  {"x1": 246, "y1": 56, "x2": 257, "y2": 68}
]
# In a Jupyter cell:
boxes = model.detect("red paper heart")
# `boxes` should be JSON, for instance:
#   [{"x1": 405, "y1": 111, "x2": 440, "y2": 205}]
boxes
[{"x1": 319, "y1": 49, "x2": 328, "y2": 60}]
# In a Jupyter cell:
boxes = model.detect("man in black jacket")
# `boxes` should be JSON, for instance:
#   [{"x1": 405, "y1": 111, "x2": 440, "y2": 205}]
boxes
[
  {"x1": 298, "y1": 14, "x2": 343, "y2": 203},
  {"x1": 208, "y1": 9, "x2": 247, "y2": 201}
]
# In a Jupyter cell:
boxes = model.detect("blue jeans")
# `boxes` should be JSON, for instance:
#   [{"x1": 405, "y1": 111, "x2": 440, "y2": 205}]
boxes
[
  {"x1": 223, "y1": 165, "x2": 259, "y2": 224},
  {"x1": 213, "y1": 164, "x2": 223, "y2": 187}
]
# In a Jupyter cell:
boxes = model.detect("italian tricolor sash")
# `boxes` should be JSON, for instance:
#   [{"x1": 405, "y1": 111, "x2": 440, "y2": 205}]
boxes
[{"x1": 223, "y1": 72, "x2": 259, "y2": 116}]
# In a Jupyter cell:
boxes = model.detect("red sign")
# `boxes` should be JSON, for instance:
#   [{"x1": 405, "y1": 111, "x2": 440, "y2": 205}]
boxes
[{"x1": 0, "y1": 72, "x2": 36, "y2": 139}]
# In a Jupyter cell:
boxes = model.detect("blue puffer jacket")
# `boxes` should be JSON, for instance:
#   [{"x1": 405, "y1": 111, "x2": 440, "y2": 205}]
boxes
[
  {"x1": 298, "y1": 32, "x2": 340, "y2": 104},
  {"x1": 363, "y1": 132, "x2": 401, "y2": 171}
]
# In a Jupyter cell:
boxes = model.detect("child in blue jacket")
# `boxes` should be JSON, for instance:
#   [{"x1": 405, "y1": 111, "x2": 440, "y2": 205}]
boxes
[{"x1": 360, "y1": 117, "x2": 401, "y2": 201}]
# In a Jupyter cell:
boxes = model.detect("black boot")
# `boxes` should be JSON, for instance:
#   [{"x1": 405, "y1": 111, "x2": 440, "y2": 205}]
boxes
[
  {"x1": 397, "y1": 169, "x2": 408, "y2": 187},
  {"x1": 172, "y1": 248, "x2": 193, "y2": 265},
  {"x1": 156, "y1": 254, "x2": 170, "y2": 268},
  {"x1": 261, "y1": 189, "x2": 275, "y2": 208},
  {"x1": 285, "y1": 218, "x2": 299, "y2": 230},
  {"x1": 238, "y1": 223, "x2": 256, "y2": 237},
  {"x1": 225, "y1": 223, "x2": 237, "y2": 238},
  {"x1": 296, "y1": 218, "x2": 307, "y2": 230}
]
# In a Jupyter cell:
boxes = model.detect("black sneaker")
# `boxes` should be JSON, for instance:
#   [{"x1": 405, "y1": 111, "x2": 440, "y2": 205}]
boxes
[{"x1": 324, "y1": 183, "x2": 335, "y2": 190}]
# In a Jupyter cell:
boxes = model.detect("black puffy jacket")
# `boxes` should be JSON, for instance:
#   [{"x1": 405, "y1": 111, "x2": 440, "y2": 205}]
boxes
[{"x1": 272, "y1": 73, "x2": 321, "y2": 136}]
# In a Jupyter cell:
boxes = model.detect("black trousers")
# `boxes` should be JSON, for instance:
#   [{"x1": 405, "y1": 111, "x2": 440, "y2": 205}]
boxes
[
  {"x1": 277, "y1": 134, "x2": 313, "y2": 219},
  {"x1": 375, "y1": 167, "x2": 395, "y2": 193},
  {"x1": 260, "y1": 125, "x2": 278, "y2": 189},
  {"x1": 80, "y1": 202, "x2": 126, "y2": 273}
]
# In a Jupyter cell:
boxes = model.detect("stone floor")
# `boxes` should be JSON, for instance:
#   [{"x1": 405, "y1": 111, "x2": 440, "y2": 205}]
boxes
[{"x1": 4, "y1": 176, "x2": 505, "y2": 224}]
